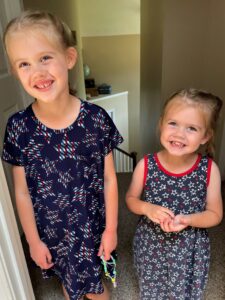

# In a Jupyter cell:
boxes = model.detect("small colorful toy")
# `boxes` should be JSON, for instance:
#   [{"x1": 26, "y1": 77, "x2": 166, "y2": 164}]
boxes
[{"x1": 101, "y1": 253, "x2": 117, "y2": 288}]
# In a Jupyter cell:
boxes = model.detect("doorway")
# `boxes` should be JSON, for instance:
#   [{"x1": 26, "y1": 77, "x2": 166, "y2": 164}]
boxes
[{"x1": 0, "y1": 0, "x2": 34, "y2": 298}]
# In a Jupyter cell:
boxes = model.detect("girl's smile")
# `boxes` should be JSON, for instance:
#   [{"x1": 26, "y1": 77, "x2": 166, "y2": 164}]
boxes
[
  {"x1": 170, "y1": 141, "x2": 186, "y2": 149},
  {"x1": 34, "y1": 79, "x2": 54, "y2": 91}
]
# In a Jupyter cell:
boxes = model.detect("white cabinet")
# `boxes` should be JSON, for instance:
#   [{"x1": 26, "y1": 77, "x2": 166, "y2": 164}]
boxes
[{"x1": 89, "y1": 92, "x2": 129, "y2": 152}]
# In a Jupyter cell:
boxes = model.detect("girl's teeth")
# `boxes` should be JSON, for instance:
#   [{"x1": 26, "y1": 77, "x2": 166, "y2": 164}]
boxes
[
  {"x1": 38, "y1": 84, "x2": 48, "y2": 88},
  {"x1": 172, "y1": 141, "x2": 183, "y2": 148},
  {"x1": 36, "y1": 81, "x2": 52, "y2": 89}
]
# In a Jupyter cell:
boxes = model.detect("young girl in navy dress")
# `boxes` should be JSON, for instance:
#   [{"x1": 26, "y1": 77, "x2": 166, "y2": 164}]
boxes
[
  {"x1": 2, "y1": 10, "x2": 123, "y2": 300},
  {"x1": 126, "y1": 88, "x2": 223, "y2": 299}
]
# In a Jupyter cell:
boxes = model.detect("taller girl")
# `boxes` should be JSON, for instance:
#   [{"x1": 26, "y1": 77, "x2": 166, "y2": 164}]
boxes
[
  {"x1": 2, "y1": 10, "x2": 123, "y2": 300},
  {"x1": 126, "y1": 88, "x2": 223, "y2": 299}
]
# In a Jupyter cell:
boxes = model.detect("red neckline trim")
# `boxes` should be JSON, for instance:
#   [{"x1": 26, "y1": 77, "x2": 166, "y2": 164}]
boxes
[{"x1": 154, "y1": 153, "x2": 202, "y2": 177}]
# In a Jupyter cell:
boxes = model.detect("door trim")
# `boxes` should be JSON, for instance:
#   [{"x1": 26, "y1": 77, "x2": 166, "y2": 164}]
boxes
[{"x1": 0, "y1": 160, "x2": 35, "y2": 300}]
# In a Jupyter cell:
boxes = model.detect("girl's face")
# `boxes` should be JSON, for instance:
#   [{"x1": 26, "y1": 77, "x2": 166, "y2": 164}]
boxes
[
  {"x1": 160, "y1": 98, "x2": 210, "y2": 156},
  {"x1": 5, "y1": 28, "x2": 77, "y2": 104}
]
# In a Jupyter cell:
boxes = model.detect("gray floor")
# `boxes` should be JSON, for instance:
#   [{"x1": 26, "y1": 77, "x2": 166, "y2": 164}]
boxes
[{"x1": 23, "y1": 173, "x2": 225, "y2": 299}]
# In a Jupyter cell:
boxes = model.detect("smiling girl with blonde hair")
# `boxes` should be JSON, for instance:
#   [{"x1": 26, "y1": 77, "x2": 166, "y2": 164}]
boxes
[{"x1": 2, "y1": 10, "x2": 123, "y2": 300}]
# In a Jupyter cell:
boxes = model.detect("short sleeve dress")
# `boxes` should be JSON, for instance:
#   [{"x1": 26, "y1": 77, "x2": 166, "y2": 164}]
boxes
[
  {"x1": 2, "y1": 99, "x2": 123, "y2": 300},
  {"x1": 133, "y1": 153, "x2": 211, "y2": 300}
]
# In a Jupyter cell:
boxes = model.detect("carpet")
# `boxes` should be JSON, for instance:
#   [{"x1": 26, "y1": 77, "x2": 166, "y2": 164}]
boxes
[{"x1": 23, "y1": 174, "x2": 225, "y2": 299}]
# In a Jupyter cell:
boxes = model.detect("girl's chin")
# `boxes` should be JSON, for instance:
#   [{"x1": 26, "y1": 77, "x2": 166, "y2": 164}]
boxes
[{"x1": 164, "y1": 146, "x2": 187, "y2": 156}]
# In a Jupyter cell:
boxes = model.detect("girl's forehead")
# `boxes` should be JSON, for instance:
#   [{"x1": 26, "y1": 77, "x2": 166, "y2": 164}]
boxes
[
  {"x1": 6, "y1": 26, "x2": 61, "y2": 49},
  {"x1": 5, "y1": 28, "x2": 65, "y2": 65},
  {"x1": 163, "y1": 97, "x2": 210, "y2": 126},
  {"x1": 165, "y1": 97, "x2": 201, "y2": 115}
]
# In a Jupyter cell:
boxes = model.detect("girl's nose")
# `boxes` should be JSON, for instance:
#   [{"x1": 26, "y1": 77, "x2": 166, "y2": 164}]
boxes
[
  {"x1": 173, "y1": 127, "x2": 185, "y2": 139},
  {"x1": 32, "y1": 63, "x2": 47, "y2": 78}
]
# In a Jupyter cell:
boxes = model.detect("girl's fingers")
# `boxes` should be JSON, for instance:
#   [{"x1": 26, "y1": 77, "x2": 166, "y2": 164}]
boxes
[
  {"x1": 163, "y1": 208, "x2": 174, "y2": 218},
  {"x1": 97, "y1": 244, "x2": 104, "y2": 257},
  {"x1": 103, "y1": 250, "x2": 111, "y2": 261},
  {"x1": 152, "y1": 217, "x2": 160, "y2": 223},
  {"x1": 41, "y1": 261, "x2": 54, "y2": 269},
  {"x1": 39, "y1": 251, "x2": 54, "y2": 269},
  {"x1": 46, "y1": 251, "x2": 53, "y2": 265}
]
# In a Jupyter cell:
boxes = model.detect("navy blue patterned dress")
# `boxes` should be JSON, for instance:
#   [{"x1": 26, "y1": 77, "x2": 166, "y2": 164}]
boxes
[
  {"x1": 2, "y1": 99, "x2": 123, "y2": 300},
  {"x1": 133, "y1": 153, "x2": 211, "y2": 300}
]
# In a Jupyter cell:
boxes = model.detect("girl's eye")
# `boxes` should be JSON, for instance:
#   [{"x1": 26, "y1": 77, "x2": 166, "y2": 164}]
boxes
[
  {"x1": 18, "y1": 62, "x2": 29, "y2": 68},
  {"x1": 40, "y1": 55, "x2": 52, "y2": 63},
  {"x1": 168, "y1": 121, "x2": 177, "y2": 126},
  {"x1": 187, "y1": 126, "x2": 197, "y2": 132}
]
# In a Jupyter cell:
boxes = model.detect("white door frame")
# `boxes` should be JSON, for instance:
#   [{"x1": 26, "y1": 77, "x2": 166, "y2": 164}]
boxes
[
  {"x1": 0, "y1": 161, "x2": 35, "y2": 299},
  {"x1": 0, "y1": 0, "x2": 35, "y2": 297}
]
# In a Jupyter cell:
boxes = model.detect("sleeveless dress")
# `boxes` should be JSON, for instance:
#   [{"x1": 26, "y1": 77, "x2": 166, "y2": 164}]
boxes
[
  {"x1": 2, "y1": 100, "x2": 123, "y2": 300},
  {"x1": 133, "y1": 153, "x2": 211, "y2": 300}
]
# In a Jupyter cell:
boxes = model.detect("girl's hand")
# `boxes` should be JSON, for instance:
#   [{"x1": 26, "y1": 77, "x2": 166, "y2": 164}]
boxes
[
  {"x1": 98, "y1": 229, "x2": 117, "y2": 261},
  {"x1": 144, "y1": 203, "x2": 174, "y2": 224},
  {"x1": 29, "y1": 240, "x2": 54, "y2": 269},
  {"x1": 160, "y1": 214, "x2": 190, "y2": 232}
]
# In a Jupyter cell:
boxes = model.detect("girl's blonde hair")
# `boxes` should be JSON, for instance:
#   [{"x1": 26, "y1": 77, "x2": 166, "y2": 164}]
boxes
[
  {"x1": 3, "y1": 10, "x2": 75, "y2": 49},
  {"x1": 161, "y1": 88, "x2": 223, "y2": 158}
]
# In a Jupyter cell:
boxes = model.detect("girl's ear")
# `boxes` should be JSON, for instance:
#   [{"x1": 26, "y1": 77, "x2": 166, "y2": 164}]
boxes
[
  {"x1": 201, "y1": 130, "x2": 212, "y2": 145},
  {"x1": 66, "y1": 47, "x2": 77, "y2": 69}
]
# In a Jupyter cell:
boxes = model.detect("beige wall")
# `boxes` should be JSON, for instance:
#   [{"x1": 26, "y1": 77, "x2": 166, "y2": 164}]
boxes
[
  {"x1": 161, "y1": 0, "x2": 225, "y2": 174},
  {"x1": 140, "y1": 0, "x2": 163, "y2": 155},
  {"x1": 141, "y1": 0, "x2": 225, "y2": 177},
  {"x1": 23, "y1": 0, "x2": 86, "y2": 99},
  {"x1": 78, "y1": 0, "x2": 140, "y2": 37},
  {"x1": 79, "y1": 0, "x2": 141, "y2": 155},
  {"x1": 161, "y1": 0, "x2": 208, "y2": 99},
  {"x1": 82, "y1": 35, "x2": 140, "y2": 154},
  {"x1": 201, "y1": 0, "x2": 225, "y2": 175}
]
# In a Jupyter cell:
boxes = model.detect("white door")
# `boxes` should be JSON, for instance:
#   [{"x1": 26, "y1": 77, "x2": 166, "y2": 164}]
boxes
[{"x1": 0, "y1": 0, "x2": 34, "y2": 299}]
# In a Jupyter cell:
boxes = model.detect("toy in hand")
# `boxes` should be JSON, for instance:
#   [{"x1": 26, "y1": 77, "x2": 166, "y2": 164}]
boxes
[{"x1": 101, "y1": 251, "x2": 117, "y2": 288}]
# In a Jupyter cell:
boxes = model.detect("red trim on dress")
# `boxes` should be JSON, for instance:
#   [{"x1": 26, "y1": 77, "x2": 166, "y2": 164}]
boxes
[
  {"x1": 154, "y1": 153, "x2": 202, "y2": 177},
  {"x1": 143, "y1": 155, "x2": 148, "y2": 187},
  {"x1": 207, "y1": 158, "x2": 212, "y2": 187}
]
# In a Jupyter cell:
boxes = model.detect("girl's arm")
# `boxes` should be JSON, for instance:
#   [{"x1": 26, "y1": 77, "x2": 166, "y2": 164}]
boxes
[
  {"x1": 98, "y1": 151, "x2": 118, "y2": 261},
  {"x1": 162, "y1": 161, "x2": 223, "y2": 232},
  {"x1": 126, "y1": 158, "x2": 174, "y2": 222},
  {"x1": 12, "y1": 166, "x2": 54, "y2": 269}
]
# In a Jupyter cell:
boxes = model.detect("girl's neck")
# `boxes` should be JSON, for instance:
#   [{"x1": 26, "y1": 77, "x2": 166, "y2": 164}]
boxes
[
  {"x1": 157, "y1": 150, "x2": 199, "y2": 174},
  {"x1": 32, "y1": 95, "x2": 81, "y2": 130},
  {"x1": 33, "y1": 94, "x2": 75, "y2": 115}
]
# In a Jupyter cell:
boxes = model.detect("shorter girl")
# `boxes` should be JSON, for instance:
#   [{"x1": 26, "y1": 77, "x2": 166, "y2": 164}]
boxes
[
  {"x1": 126, "y1": 88, "x2": 223, "y2": 299},
  {"x1": 2, "y1": 10, "x2": 123, "y2": 300}
]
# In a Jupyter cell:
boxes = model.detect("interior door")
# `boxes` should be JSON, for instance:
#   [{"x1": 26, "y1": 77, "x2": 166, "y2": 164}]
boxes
[
  {"x1": 0, "y1": 0, "x2": 34, "y2": 299},
  {"x1": 0, "y1": 0, "x2": 32, "y2": 211}
]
